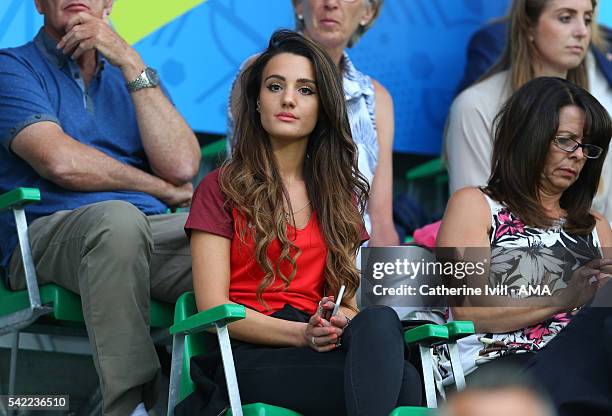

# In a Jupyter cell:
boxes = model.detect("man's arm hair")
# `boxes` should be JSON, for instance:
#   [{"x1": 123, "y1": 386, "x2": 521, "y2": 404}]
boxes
[
  {"x1": 128, "y1": 83, "x2": 201, "y2": 185},
  {"x1": 10, "y1": 121, "x2": 191, "y2": 206}
]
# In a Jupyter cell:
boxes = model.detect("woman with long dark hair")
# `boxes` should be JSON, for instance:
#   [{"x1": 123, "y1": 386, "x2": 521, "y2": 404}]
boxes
[
  {"x1": 438, "y1": 76, "x2": 612, "y2": 414},
  {"x1": 181, "y1": 30, "x2": 421, "y2": 415},
  {"x1": 229, "y1": 0, "x2": 398, "y2": 248}
]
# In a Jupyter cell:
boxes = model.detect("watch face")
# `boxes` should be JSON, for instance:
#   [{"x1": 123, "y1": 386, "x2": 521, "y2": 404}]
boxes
[{"x1": 145, "y1": 67, "x2": 160, "y2": 86}]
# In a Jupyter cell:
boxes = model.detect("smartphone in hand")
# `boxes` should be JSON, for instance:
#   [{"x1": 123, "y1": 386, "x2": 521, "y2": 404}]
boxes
[{"x1": 320, "y1": 285, "x2": 345, "y2": 320}]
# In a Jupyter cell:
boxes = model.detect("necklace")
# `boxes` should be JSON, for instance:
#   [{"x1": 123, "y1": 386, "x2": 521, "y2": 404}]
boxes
[{"x1": 285, "y1": 201, "x2": 311, "y2": 222}]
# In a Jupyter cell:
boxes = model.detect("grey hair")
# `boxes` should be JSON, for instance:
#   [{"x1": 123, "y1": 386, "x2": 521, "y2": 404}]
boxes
[{"x1": 293, "y1": 0, "x2": 384, "y2": 48}]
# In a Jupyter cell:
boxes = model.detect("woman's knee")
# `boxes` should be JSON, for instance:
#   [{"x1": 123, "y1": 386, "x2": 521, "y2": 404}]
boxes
[{"x1": 351, "y1": 306, "x2": 402, "y2": 335}]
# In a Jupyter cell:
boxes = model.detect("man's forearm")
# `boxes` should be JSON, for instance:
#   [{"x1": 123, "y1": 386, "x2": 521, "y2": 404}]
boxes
[
  {"x1": 45, "y1": 139, "x2": 176, "y2": 202},
  {"x1": 128, "y1": 84, "x2": 201, "y2": 185},
  {"x1": 121, "y1": 58, "x2": 200, "y2": 185}
]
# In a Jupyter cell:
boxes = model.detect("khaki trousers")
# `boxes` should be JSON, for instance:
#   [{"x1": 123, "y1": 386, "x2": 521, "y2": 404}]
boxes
[{"x1": 8, "y1": 200, "x2": 193, "y2": 416}]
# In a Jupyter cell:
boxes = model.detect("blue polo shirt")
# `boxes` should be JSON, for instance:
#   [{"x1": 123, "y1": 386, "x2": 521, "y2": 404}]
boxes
[{"x1": 0, "y1": 28, "x2": 168, "y2": 276}]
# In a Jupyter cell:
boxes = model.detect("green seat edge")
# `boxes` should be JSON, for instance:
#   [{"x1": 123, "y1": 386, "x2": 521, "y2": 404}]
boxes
[
  {"x1": 444, "y1": 321, "x2": 475, "y2": 341},
  {"x1": 227, "y1": 403, "x2": 303, "y2": 416},
  {"x1": 1, "y1": 282, "x2": 172, "y2": 328},
  {"x1": 389, "y1": 406, "x2": 437, "y2": 416},
  {"x1": 0, "y1": 187, "x2": 41, "y2": 212},
  {"x1": 174, "y1": 294, "x2": 247, "y2": 402},
  {"x1": 404, "y1": 324, "x2": 448, "y2": 345},
  {"x1": 170, "y1": 303, "x2": 246, "y2": 336}
]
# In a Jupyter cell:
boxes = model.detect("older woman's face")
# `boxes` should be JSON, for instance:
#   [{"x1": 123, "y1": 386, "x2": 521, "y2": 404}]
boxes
[
  {"x1": 540, "y1": 105, "x2": 588, "y2": 195},
  {"x1": 530, "y1": 0, "x2": 593, "y2": 76},
  {"x1": 293, "y1": 0, "x2": 374, "y2": 52}
]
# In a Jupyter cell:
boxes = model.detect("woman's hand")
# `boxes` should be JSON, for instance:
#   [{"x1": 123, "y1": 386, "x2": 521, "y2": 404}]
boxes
[
  {"x1": 329, "y1": 313, "x2": 350, "y2": 331},
  {"x1": 304, "y1": 296, "x2": 343, "y2": 352},
  {"x1": 559, "y1": 258, "x2": 612, "y2": 310}
]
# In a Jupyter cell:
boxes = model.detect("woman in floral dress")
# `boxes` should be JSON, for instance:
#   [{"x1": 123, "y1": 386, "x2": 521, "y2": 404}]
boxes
[{"x1": 437, "y1": 76, "x2": 612, "y2": 415}]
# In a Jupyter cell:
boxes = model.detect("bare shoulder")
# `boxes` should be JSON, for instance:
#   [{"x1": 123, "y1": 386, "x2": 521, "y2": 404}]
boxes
[
  {"x1": 371, "y1": 78, "x2": 393, "y2": 105},
  {"x1": 437, "y1": 187, "x2": 491, "y2": 247},
  {"x1": 447, "y1": 187, "x2": 489, "y2": 212},
  {"x1": 371, "y1": 78, "x2": 394, "y2": 133},
  {"x1": 444, "y1": 187, "x2": 491, "y2": 227}
]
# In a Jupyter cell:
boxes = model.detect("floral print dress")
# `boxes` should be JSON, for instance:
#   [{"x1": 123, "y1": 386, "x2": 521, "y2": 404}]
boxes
[{"x1": 435, "y1": 193, "x2": 602, "y2": 385}]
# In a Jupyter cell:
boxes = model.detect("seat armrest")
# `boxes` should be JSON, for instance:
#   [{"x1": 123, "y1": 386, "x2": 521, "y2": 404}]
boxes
[
  {"x1": 444, "y1": 321, "x2": 475, "y2": 342},
  {"x1": 404, "y1": 323, "x2": 448, "y2": 347},
  {"x1": 0, "y1": 188, "x2": 41, "y2": 212},
  {"x1": 170, "y1": 304, "x2": 246, "y2": 336}
]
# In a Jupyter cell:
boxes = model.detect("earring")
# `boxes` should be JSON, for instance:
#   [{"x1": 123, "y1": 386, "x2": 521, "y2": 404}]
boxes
[
  {"x1": 256, "y1": 100, "x2": 261, "y2": 112},
  {"x1": 298, "y1": 14, "x2": 304, "y2": 21}
]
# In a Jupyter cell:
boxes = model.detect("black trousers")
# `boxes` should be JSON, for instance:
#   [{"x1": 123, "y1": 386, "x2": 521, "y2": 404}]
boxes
[
  {"x1": 176, "y1": 305, "x2": 422, "y2": 416},
  {"x1": 467, "y1": 306, "x2": 612, "y2": 416},
  {"x1": 527, "y1": 306, "x2": 612, "y2": 416}
]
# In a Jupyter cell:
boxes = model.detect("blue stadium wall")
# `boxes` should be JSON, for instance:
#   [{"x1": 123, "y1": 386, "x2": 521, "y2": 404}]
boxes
[{"x1": 2, "y1": 0, "x2": 611, "y2": 155}]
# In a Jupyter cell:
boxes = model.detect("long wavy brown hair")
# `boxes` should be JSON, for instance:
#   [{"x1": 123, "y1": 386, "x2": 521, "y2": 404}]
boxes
[
  {"x1": 485, "y1": 0, "x2": 597, "y2": 92},
  {"x1": 219, "y1": 30, "x2": 369, "y2": 310}
]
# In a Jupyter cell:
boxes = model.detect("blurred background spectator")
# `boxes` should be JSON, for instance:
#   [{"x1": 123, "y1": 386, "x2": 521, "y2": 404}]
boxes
[
  {"x1": 440, "y1": 364, "x2": 557, "y2": 416},
  {"x1": 446, "y1": 0, "x2": 612, "y2": 220}
]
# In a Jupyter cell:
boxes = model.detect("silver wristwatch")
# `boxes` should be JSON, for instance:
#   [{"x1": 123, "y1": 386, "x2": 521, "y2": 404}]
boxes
[{"x1": 126, "y1": 67, "x2": 160, "y2": 92}]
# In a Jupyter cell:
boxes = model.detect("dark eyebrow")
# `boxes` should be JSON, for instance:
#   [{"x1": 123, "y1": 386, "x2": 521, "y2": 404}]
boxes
[
  {"x1": 263, "y1": 75, "x2": 317, "y2": 85},
  {"x1": 264, "y1": 75, "x2": 285, "y2": 82},
  {"x1": 297, "y1": 78, "x2": 316, "y2": 85}
]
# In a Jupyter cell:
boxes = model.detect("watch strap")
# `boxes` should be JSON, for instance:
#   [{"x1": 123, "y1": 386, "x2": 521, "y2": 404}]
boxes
[{"x1": 126, "y1": 68, "x2": 157, "y2": 92}]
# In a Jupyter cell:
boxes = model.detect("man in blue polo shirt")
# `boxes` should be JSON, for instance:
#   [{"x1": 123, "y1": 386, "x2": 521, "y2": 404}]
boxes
[{"x1": 0, "y1": 1, "x2": 200, "y2": 415}]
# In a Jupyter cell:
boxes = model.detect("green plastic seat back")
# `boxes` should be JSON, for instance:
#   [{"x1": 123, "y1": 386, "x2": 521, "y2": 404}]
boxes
[
  {"x1": 0, "y1": 187, "x2": 174, "y2": 328},
  {"x1": 0, "y1": 277, "x2": 173, "y2": 328},
  {"x1": 173, "y1": 293, "x2": 303, "y2": 415},
  {"x1": 175, "y1": 292, "x2": 209, "y2": 402}
]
